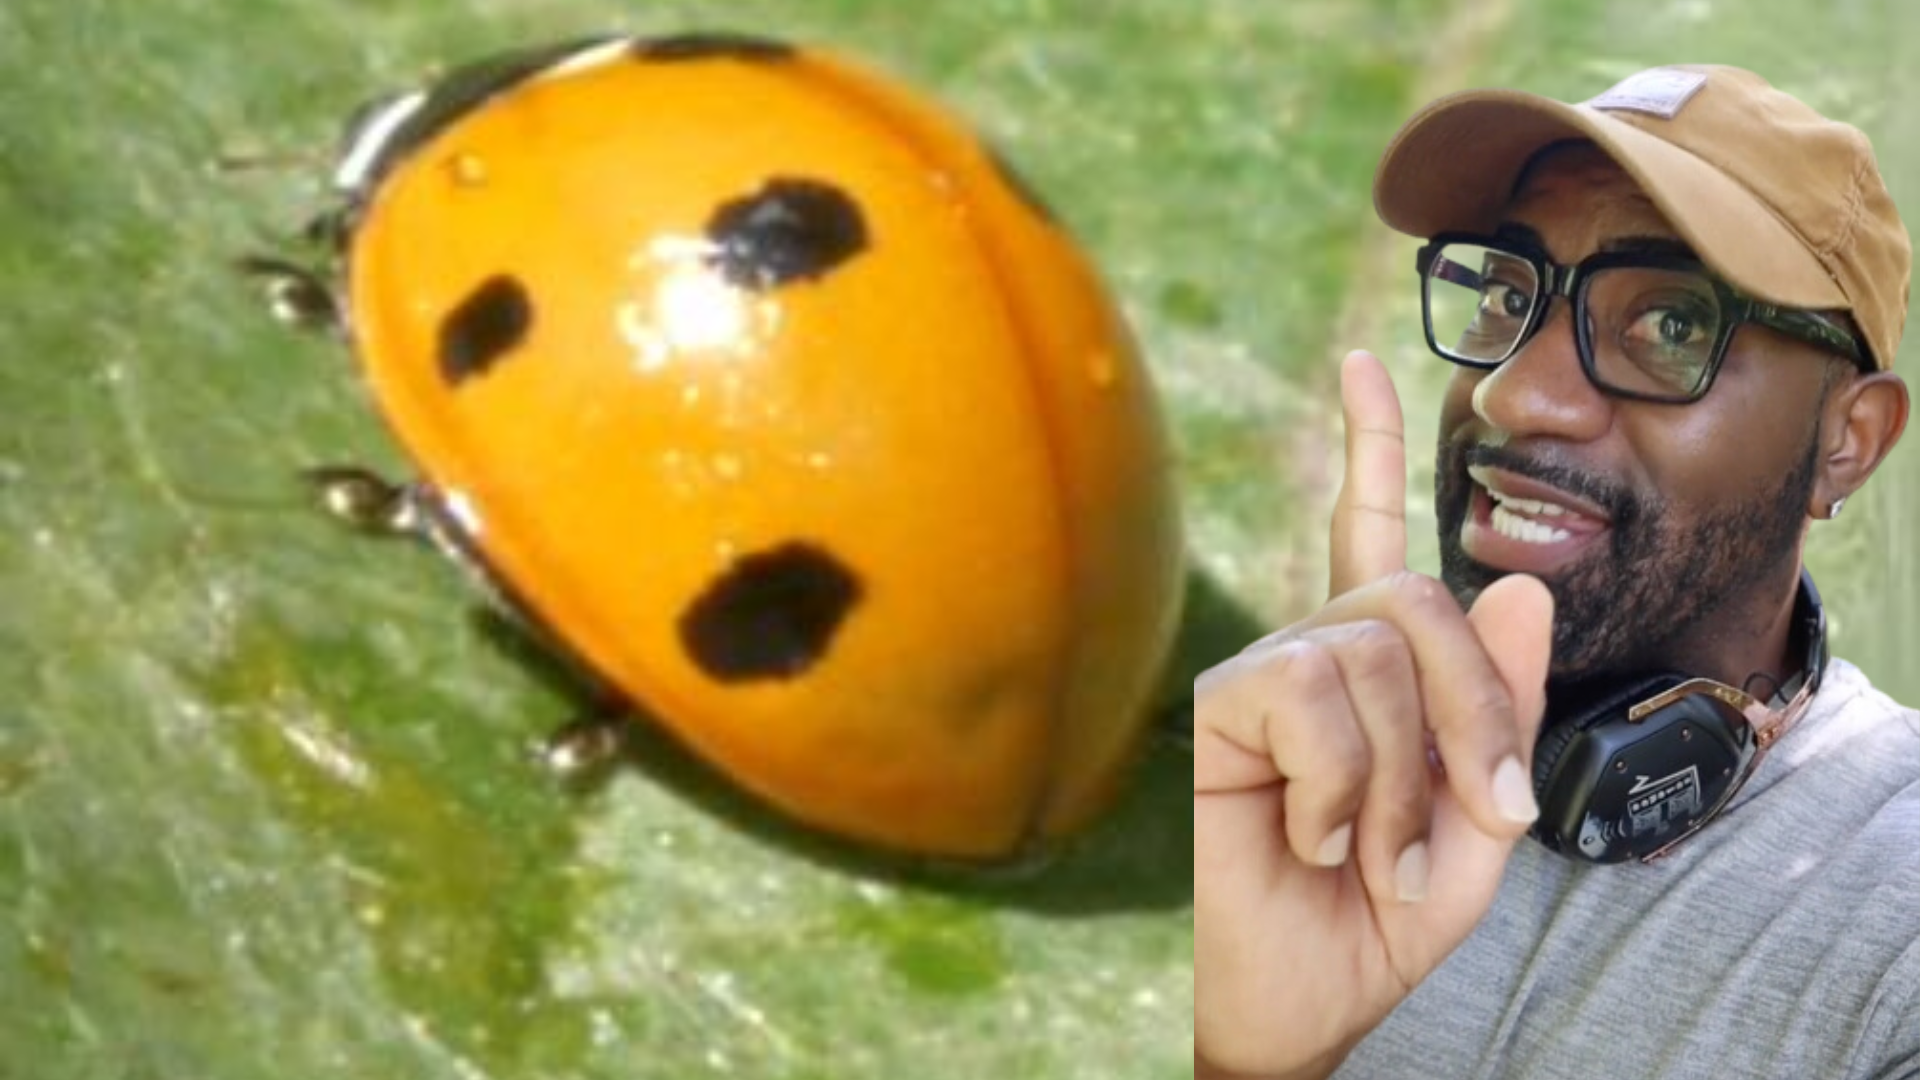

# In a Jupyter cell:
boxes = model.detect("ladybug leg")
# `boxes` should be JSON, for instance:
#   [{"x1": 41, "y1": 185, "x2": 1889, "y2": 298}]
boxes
[
  {"x1": 301, "y1": 464, "x2": 434, "y2": 538},
  {"x1": 302, "y1": 467, "x2": 638, "y2": 779},
  {"x1": 534, "y1": 701, "x2": 633, "y2": 786},
  {"x1": 302, "y1": 466, "x2": 509, "y2": 603},
  {"x1": 300, "y1": 462, "x2": 638, "y2": 784},
  {"x1": 238, "y1": 254, "x2": 343, "y2": 334}
]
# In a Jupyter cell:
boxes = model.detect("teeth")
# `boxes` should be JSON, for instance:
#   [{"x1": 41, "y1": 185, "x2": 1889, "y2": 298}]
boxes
[
  {"x1": 1487, "y1": 491, "x2": 1567, "y2": 517},
  {"x1": 1491, "y1": 503, "x2": 1572, "y2": 545},
  {"x1": 1489, "y1": 495, "x2": 1566, "y2": 515},
  {"x1": 1467, "y1": 465, "x2": 1583, "y2": 522}
]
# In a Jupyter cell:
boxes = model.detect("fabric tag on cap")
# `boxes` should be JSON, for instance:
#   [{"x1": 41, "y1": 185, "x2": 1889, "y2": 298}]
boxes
[{"x1": 1585, "y1": 68, "x2": 1708, "y2": 119}]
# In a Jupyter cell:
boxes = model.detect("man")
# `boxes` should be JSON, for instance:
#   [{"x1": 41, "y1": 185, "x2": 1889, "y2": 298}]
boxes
[{"x1": 1194, "y1": 66, "x2": 1919, "y2": 1080}]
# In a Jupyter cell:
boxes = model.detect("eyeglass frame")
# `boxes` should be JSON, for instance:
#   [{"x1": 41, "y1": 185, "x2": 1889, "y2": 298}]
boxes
[{"x1": 1415, "y1": 230, "x2": 1869, "y2": 404}]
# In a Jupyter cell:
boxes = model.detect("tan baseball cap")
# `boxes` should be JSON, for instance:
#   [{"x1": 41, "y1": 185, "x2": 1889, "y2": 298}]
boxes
[{"x1": 1373, "y1": 64, "x2": 1910, "y2": 370}]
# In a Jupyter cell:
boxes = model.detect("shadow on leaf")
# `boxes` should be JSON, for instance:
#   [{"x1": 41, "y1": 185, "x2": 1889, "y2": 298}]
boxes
[{"x1": 468, "y1": 559, "x2": 1263, "y2": 915}]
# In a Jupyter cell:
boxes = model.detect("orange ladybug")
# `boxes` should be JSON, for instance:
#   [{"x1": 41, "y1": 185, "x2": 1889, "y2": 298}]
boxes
[{"x1": 251, "y1": 32, "x2": 1185, "y2": 860}]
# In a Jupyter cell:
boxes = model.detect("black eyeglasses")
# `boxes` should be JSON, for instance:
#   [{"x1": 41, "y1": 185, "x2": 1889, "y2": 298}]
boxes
[{"x1": 1416, "y1": 232, "x2": 1867, "y2": 404}]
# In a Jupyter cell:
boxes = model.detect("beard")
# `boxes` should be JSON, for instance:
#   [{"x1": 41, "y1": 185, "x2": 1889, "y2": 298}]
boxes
[{"x1": 1434, "y1": 432, "x2": 1816, "y2": 679}]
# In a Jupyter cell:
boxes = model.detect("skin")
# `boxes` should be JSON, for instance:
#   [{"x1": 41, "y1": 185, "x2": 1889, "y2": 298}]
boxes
[{"x1": 1193, "y1": 145, "x2": 1909, "y2": 1080}]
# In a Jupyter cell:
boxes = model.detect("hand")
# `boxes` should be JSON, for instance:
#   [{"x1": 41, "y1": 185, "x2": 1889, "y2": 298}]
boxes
[{"x1": 1193, "y1": 351, "x2": 1555, "y2": 1080}]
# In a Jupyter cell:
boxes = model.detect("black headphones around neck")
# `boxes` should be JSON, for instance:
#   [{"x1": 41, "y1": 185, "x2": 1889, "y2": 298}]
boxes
[{"x1": 1529, "y1": 569, "x2": 1828, "y2": 865}]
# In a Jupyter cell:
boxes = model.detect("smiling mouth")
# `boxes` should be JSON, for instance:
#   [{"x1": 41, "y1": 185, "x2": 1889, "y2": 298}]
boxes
[
  {"x1": 1487, "y1": 490, "x2": 1573, "y2": 544},
  {"x1": 1461, "y1": 464, "x2": 1611, "y2": 572}
]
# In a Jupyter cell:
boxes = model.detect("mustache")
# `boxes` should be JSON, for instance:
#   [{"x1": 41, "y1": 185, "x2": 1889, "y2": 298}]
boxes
[{"x1": 1457, "y1": 443, "x2": 1636, "y2": 521}]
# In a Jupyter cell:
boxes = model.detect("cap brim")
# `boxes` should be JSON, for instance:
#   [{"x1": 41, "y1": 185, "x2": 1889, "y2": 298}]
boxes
[{"x1": 1373, "y1": 90, "x2": 1846, "y2": 310}]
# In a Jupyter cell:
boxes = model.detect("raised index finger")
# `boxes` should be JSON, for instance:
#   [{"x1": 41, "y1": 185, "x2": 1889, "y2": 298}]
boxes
[{"x1": 1329, "y1": 350, "x2": 1408, "y2": 597}]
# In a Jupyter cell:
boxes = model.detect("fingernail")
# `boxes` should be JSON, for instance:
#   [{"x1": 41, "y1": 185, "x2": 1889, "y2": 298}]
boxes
[
  {"x1": 1492, "y1": 756, "x2": 1539, "y2": 824},
  {"x1": 1395, "y1": 841, "x2": 1430, "y2": 903},
  {"x1": 1315, "y1": 823, "x2": 1353, "y2": 867}
]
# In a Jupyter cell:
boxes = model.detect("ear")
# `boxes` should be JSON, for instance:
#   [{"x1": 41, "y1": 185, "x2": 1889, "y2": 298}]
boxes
[{"x1": 1812, "y1": 371, "x2": 1910, "y2": 518}]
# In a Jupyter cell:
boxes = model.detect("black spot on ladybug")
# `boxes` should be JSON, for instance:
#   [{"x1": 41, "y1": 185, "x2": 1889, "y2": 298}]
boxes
[
  {"x1": 679, "y1": 542, "x2": 862, "y2": 682},
  {"x1": 634, "y1": 32, "x2": 796, "y2": 63},
  {"x1": 986, "y1": 143, "x2": 1059, "y2": 225},
  {"x1": 705, "y1": 178, "x2": 869, "y2": 290},
  {"x1": 439, "y1": 275, "x2": 533, "y2": 385}
]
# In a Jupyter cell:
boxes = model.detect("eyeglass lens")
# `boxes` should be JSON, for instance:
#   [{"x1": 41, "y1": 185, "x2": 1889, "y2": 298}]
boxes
[{"x1": 1424, "y1": 241, "x2": 1725, "y2": 399}]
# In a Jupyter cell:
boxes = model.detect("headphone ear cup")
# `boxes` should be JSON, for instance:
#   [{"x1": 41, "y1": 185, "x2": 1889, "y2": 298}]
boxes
[
  {"x1": 1531, "y1": 718, "x2": 1583, "y2": 796},
  {"x1": 1527, "y1": 718, "x2": 1585, "y2": 854},
  {"x1": 1529, "y1": 673, "x2": 1692, "y2": 850}
]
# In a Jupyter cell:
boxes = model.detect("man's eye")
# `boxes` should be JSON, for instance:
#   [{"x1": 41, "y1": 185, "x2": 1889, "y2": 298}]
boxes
[
  {"x1": 1479, "y1": 282, "x2": 1531, "y2": 320},
  {"x1": 1627, "y1": 305, "x2": 1709, "y2": 349},
  {"x1": 1660, "y1": 310, "x2": 1698, "y2": 345}
]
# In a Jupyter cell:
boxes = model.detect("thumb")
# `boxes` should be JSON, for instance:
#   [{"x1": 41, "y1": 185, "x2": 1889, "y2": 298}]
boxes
[
  {"x1": 1465, "y1": 574, "x2": 1555, "y2": 746},
  {"x1": 1405, "y1": 575, "x2": 1555, "y2": 966}
]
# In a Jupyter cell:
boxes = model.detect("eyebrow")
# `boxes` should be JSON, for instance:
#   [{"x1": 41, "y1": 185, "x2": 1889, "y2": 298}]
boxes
[
  {"x1": 1494, "y1": 222, "x2": 1545, "y2": 249},
  {"x1": 1492, "y1": 222, "x2": 1698, "y2": 261},
  {"x1": 1597, "y1": 235, "x2": 1698, "y2": 259}
]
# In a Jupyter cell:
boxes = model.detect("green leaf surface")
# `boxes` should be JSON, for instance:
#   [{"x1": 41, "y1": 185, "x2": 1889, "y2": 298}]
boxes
[{"x1": 6, "y1": 1, "x2": 1920, "y2": 1078}]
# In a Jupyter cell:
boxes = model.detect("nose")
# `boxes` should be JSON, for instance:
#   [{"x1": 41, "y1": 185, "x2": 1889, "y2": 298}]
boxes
[{"x1": 1470, "y1": 300, "x2": 1614, "y2": 441}]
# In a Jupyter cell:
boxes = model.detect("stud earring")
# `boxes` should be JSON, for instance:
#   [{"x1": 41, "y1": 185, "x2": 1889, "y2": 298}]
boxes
[{"x1": 1829, "y1": 496, "x2": 1848, "y2": 519}]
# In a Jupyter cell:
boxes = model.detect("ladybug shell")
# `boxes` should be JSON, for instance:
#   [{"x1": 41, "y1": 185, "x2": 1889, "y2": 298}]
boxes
[{"x1": 340, "y1": 36, "x2": 1184, "y2": 859}]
